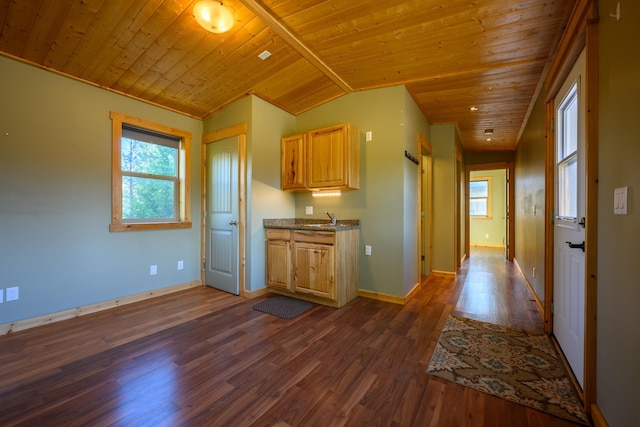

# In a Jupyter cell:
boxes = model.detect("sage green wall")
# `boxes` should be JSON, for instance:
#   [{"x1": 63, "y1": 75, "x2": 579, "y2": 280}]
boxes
[
  {"x1": 248, "y1": 97, "x2": 296, "y2": 291},
  {"x1": 402, "y1": 90, "x2": 431, "y2": 293},
  {"x1": 0, "y1": 56, "x2": 203, "y2": 325},
  {"x1": 469, "y1": 169, "x2": 506, "y2": 247},
  {"x1": 204, "y1": 95, "x2": 296, "y2": 292},
  {"x1": 293, "y1": 87, "x2": 432, "y2": 296},
  {"x1": 430, "y1": 124, "x2": 457, "y2": 273},
  {"x1": 514, "y1": 88, "x2": 547, "y2": 300},
  {"x1": 597, "y1": 1, "x2": 640, "y2": 425},
  {"x1": 294, "y1": 86, "x2": 409, "y2": 297},
  {"x1": 203, "y1": 95, "x2": 252, "y2": 134}
]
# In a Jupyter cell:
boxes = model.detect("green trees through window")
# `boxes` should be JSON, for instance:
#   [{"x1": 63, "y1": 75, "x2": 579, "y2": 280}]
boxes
[
  {"x1": 120, "y1": 133, "x2": 178, "y2": 220},
  {"x1": 110, "y1": 112, "x2": 192, "y2": 232}
]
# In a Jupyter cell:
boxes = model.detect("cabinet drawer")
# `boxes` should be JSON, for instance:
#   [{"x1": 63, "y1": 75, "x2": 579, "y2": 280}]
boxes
[
  {"x1": 293, "y1": 230, "x2": 334, "y2": 245},
  {"x1": 266, "y1": 229, "x2": 291, "y2": 240}
]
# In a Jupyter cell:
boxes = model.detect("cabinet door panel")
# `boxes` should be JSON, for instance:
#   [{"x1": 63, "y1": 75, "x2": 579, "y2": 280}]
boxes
[
  {"x1": 293, "y1": 242, "x2": 335, "y2": 300},
  {"x1": 281, "y1": 134, "x2": 306, "y2": 190},
  {"x1": 266, "y1": 240, "x2": 291, "y2": 290},
  {"x1": 308, "y1": 127, "x2": 346, "y2": 188}
]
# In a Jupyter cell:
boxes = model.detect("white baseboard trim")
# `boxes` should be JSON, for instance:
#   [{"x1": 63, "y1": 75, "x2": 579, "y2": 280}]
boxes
[{"x1": 0, "y1": 280, "x2": 202, "y2": 335}]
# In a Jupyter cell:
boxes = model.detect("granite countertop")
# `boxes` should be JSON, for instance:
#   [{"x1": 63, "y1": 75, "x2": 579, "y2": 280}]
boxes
[{"x1": 263, "y1": 218, "x2": 360, "y2": 231}]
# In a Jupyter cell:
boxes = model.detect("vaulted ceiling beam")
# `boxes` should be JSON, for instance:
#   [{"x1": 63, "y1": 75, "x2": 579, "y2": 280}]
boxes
[{"x1": 239, "y1": 0, "x2": 353, "y2": 93}]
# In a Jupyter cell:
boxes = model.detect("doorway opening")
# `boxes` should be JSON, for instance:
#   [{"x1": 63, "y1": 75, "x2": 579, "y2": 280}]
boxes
[
  {"x1": 465, "y1": 162, "x2": 514, "y2": 261},
  {"x1": 418, "y1": 134, "x2": 433, "y2": 280}
]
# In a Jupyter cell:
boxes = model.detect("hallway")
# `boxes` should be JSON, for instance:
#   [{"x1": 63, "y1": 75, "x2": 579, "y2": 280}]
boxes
[{"x1": 455, "y1": 247, "x2": 544, "y2": 332}]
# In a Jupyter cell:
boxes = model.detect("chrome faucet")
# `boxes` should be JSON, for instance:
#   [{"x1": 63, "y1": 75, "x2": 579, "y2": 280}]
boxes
[{"x1": 325, "y1": 211, "x2": 337, "y2": 225}]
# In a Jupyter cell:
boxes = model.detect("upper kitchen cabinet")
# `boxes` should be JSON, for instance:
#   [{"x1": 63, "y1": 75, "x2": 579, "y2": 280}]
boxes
[
  {"x1": 281, "y1": 123, "x2": 360, "y2": 192},
  {"x1": 281, "y1": 133, "x2": 306, "y2": 191}
]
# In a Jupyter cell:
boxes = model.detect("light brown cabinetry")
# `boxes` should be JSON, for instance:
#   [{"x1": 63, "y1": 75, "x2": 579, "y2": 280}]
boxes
[
  {"x1": 265, "y1": 229, "x2": 291, "y2": 290},
  {"x1": 265, "y1": 228, "x2": 359, "y2": 307},
  {"x1": 280, "y1": 134, "x2": 306, "y2": 191},
  {"x1": 281, "y1": 123, "x2": 359, "y2": 191}
]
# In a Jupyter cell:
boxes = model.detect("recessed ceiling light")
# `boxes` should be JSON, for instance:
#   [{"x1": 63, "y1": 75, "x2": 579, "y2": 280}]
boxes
[
  {"x1": 486, "y1": 138, "x2": 492, "y2": 142},
  {"x1": 469, "y1": 106, "x2": 479, "y2": 111},
  {"x1": 484, "y1": 129, "x2": 494, "y2": 135},
  {"x1": 258, "y1": 50, "x2": 272, "y2": 60}
]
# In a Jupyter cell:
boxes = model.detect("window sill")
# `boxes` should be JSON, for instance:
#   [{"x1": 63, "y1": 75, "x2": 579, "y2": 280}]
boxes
[{"x1": 110, "y1": 222, "x2": 192, "y2": 232}]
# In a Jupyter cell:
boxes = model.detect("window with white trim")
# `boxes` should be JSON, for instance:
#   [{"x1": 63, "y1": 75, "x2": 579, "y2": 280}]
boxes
[
  {"x1": 469, "y1": 177, "x2": 492, "y2": 219},
  {"x1": 110, "y1": 112, "x2": 191, "y2": 232}
]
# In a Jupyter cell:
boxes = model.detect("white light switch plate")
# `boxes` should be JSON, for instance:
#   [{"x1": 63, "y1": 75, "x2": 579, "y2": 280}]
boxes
[{"x1": 614, "y1": 187, "x2": 628, "y2": 215}]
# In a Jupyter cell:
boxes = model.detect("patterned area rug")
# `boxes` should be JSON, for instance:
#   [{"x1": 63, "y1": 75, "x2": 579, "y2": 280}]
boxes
[
  {"x1": 427, "y1": 315, "x2": 589, "y2": 425},
  {"x1": 252, "y1": 295, "x2": 314, "y2": 319}
]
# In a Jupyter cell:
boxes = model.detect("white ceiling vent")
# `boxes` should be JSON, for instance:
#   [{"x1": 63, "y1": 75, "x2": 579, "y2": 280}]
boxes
[{"x1": 258, "y1": 50, "x2": 272, "y2": 60}]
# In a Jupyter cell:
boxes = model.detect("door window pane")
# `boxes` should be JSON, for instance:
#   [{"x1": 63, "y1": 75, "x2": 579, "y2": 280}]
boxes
[
  {"x1": 557, "y1": 82, "x2": 579, "y2": 220},
  {"x1": 558, "y1": 155, "x2": 577, "y2": 218}
]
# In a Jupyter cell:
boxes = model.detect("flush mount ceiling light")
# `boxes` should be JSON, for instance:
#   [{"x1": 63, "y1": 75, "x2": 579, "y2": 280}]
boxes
[
  {"x1": 193, "y1": 1, "x2": 234, "y2": 34},
  {"x1": 469, "y1": 106, "x2": 479, "y2": 111}
]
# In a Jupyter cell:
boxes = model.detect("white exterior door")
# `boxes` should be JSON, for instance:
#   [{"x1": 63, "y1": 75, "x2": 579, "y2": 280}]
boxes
[
  {"x1": 205, "y1": 137, "x2": 239, "y2": 295},
  {"x1": 553, "y1": 49, "x2": 586, "y2": 388}
]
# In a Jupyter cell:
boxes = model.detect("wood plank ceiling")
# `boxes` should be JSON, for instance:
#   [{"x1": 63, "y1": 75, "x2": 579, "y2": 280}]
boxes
[{"x1": 0, "y1": 0, "x2": 573, "y2": 151}]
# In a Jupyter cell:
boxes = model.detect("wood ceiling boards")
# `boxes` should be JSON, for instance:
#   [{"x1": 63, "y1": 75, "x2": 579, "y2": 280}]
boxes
[{"x1": 0, "y1": 0, "x2": 572, "y2": 151}]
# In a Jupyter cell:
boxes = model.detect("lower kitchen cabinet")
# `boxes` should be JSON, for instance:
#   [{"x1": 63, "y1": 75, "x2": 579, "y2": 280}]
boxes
[{"x1": 265, "y1": 228, "x2": 359, "y2": 307}]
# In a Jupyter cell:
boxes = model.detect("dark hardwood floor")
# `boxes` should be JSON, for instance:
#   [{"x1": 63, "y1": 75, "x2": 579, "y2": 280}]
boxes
[{"x1": 0, "y1": 248, "x2": 583, "y2": 426}]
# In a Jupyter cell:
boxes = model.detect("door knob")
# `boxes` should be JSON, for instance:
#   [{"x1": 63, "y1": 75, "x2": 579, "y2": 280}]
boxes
[
  {"x1": 565, "y1": 241, "x2": 585, "y2": 252},
  {"x1": 229, "y1": 220, "x2": 238, "y2": 226}
]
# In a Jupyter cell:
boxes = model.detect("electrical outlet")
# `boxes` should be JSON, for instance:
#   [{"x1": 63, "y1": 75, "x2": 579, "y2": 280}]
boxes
[
  {"x1": 366, "y1": 131, "x2": 373, "y2": 141},
  {"x1": 485, "y1": 233, "x2": 489, "y2": 239},
  {"x1": 150, "y1": 265, "x2": 158, "y2": 275},
  {"x1": 6, "y1": 286, "x2": 19, "y2": 302},
  {"x1": 365, "y1": 245, "x2": 372, "y2": 256},
  {"x1": 178, "y1": 260, "x2": 184, "y2": 270},
  {"x1": 305, "y1": 206, "x2": 313, "y2": 215},
  {"x1": 532, "y1": 267, "x2": 536, "y2": 278}
]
